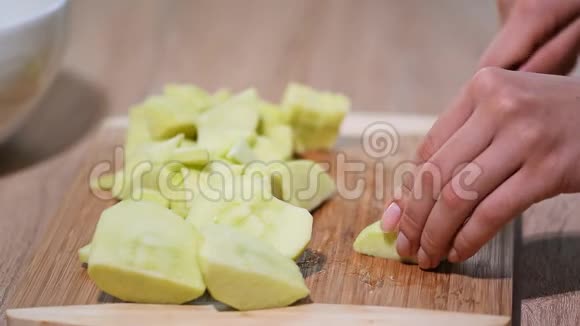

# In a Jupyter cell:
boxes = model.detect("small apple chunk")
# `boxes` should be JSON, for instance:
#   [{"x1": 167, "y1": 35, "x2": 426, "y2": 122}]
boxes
[
  {"x1": 87, "y1": 200, "x2": 206, "y2": 304},
  {"x1": 226, "y1": 139, "x2": 256, "y2": 164},
  {"x1": 125, "y1": 106, "x2": 153, "y2": 155},
  {"x1": 78, "y1": 244, "x2": 91, "y2": 264},
  {"x1": 282, "y1": 83, "x2": 349, "y2": 152},
  {"x1": 197, "y1": 89, "x2": 260, "y2": 156},
  {"x1": 353, "y1": 221, "x2": 416, "y2": 264},
  {"x1": 263, "y1": 124, "x2": 293, "y2": 160},
  {"x1": 268, "y1": 160, "x2": 336, "y2": 211},
  {"x1": 171, "y1": 146, "x2": 210, "y2": 167},
  {"x1": 186, "y1": 174, "x2": 312, "y2": 259},
  {"x1": 198, "y1": 224, "x2": 309, "y2": 311}
]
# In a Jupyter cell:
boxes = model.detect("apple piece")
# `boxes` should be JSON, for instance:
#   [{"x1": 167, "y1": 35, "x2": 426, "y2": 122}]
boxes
[
  {"x1": 142, "y1": 96, "x2": 200, "y2": 140},
  {"x1": 171, "y1": 146, "x2": 210, "y2": 167},
  {"x1": 78, "y1": 244, "x2": 91, "y2": 264},
  {"x1": 353, "y1": 221, "x2": 416, "y2": 264},
  {"x1": 265, "y1": 160, "x2": 336, "y2": 211},
  {"x1": 226, "y1": 139, "x2": 256, "y2": 164},
  {"x1": 125, "y1": 106, "x2": 153, "y2": 156},
  {"x1": 87, "y1": 200, "x2": 206, "y2": 304},
  {"x1": 282, "y1": 83, "x2": 349, "y2": 152},
  {"x1": 186, "y1": 175, "x2": 312, "y2": 259},
  {"x1": 198, "y1": 224, "x2": 309, "y2": 311},
  {"x1": 111, "y1": 134, "x2": 185, "y2": 199},
  {"x1": 163, "y1": 84, "x2": 212, "y2": 107},
  {"x1": 179, "y1": 139, "x2": 197, "y2": 148},
  {"x1": 258, "y1": 101, "x2": 289, "y2": 134},
  {"x1": 252, "y1": 136, "x2": 285, "y2": 162},
  {"x1": 264, "y1": 124, "x2": 293, "y2": 160},
  {"x1": 197, "y1": 89, "x2": 260, "y2": 156},
  {"x1": 170, "y1": 168, "x2": 202, "y2": 218},
  {"x1": 133, "y1": 188, "x2": 170, "y2": 208}
]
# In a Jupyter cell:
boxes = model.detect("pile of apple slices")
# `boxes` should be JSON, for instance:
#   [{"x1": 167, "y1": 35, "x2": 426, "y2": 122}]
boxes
[{"x1": 83, "y1": 83, "x2": 349, "y2": 310}]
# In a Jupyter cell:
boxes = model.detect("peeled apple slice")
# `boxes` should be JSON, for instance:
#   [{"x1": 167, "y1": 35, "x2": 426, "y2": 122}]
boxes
[
  {"x1": 252, "y1": 136, "x2": 285, "y2": 162},
  {"x1": 170, "y1": 146, "x2": 210, "y2": 166},
  {"x1": 268, "y1": 160, "x2": 336, "y2": 211},
  {"x1": 142, "y1": 96, "x2": 200, "y2": 139},
  {"x1": 125, "y1": 106, "x2": 153, "y2": 156},
  {"x1": 78, "y1": 244, "x2": 91, "y2": 264},
  {"x1": 186, "y1": 175, "x2": 312, "y2": 259},
  {"x1": 353, "y1": 221, "x2": 416, "y2": 263},
  {"x1": 197, "y1": 89, "x2": 260, "y2": 156},
  {"x1": 264, "y1": 124, "x2": 293, "y2": 160},
  {"x1": 282, "y1": 83, "x2": 349, "y2": 152},
  {"x1": 226, "y1": 139, "x2": 256, "y2": 164},
  {"x1": 87, "y1": 200, "x2": 206, "y2": 304},
  {"x1": 198, "y1": 224, "x2": 310, "y2": 311},
  {"x1": 257, "y1": 101, "x2": 289, "y2": 134}
]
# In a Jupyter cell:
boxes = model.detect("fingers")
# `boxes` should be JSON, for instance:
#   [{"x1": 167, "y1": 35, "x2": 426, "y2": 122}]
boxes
[
  {"x1": 521, "y1": 18, "x2": 580, "y2": 75},
  {"x1": 415, "y1": 86, "x2": 474, "y2": 163},
  {"x1": 396, "y1": 108, "x2": 495, "y2": 259},
  {"x1": 416, "y1": 137, "x2": 524, "y2": 269},
  {"x1": 447, "y1": 167, "x2": 542, "y2": 263},
  {"x1": 380, "y1": 87, "x2": 475, "y2": 233},
  {"x1": 478, "y1": 10, "x2": 555, "y2": 70}
]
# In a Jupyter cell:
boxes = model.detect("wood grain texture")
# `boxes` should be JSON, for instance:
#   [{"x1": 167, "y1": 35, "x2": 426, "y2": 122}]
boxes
[
  {"x1": 3, "y1": 123, "x2": 512, "y2": 318},
  {"x1": 6, "y1": 303, "x2": 510, "y2": 326},
  {"x1": 2, "y1": 1, "x2": 580, "y2": 325}
]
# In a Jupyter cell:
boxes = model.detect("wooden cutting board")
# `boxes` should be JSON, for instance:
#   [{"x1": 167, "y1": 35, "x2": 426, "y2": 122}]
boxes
[{"x1": 4, "y1": 114, "x2": 513, "y2": 323}]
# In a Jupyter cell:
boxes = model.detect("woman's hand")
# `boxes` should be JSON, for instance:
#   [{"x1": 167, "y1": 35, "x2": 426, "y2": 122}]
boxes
[
  {"x1": 381, "y1": 68, "x2": 580, "y2": 269},
  {"x1": 480, "y1": 0, "x2": 580, "y2": 75}
]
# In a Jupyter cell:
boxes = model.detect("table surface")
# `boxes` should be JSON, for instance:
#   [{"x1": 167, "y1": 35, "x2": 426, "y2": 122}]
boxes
[{"x1": 1, "y1": 1, "x2": 579, "y2": 325}]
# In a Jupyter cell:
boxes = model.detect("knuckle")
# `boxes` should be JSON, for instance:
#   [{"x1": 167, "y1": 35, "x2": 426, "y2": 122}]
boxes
[
  {"x1": 473, "y1": 204, "x2": 501, "y2": 227},
  {"x1": 399, "y1": 210, "x2": 424, "y2": 243},
  {"x1": 420, "y1": 230, "x2": 443, "y2": 256},
  {"x1": 440, "y1": 185, "x2": 467, "y2": 211},
  {"x1": 471, "y1": 67, "x2": 504, "y2": 95},
  {"x1": 415, "y1": 163, "x2": 441, "y2": 200},
  {"x1": 515, "y1": 120, "x2": 543, "y2": 146},
  {"x1": 493, "y1": 87, "x2": 531, "y2": 117}
]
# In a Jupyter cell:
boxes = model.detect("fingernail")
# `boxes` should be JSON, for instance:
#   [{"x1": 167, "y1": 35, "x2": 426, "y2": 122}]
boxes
[
  {"x1": 448, "y1": 248, "x2": 459, "y2": 263},
  {"x1": 381, "y1": 202, "x2": 401, "y2": 232},
  {"x1": 396, "y1": 232, "x2": 411, "y2": 257},
  {"x1": 417, "y1": 248, "x2": 432, "y2": 270}
]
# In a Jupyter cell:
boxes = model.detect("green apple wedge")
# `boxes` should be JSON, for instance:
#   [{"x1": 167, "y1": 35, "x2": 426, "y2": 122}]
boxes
[
  {"x1": 142, "y1": 95, "x2": 200, "y2": 140},
  {"x1": 78, "y1": 244, "x2": 91, "y2": 264},
  {"x1": 282, "y1": 83, "x2": 349, "y2": 153},
  {"x1": 247, "y1": 160, "x2": 335, "y2": 212},
  {"x1": 198, "y1": 224, "x2": 309, "y2": 311},
  {"x1": 186, "y1": 174, "x2": 312, "y2": 259},
  {"x1": 125, "y1": 106, "x2": 153, "y2": 156},
  {"x1": 196, "y1": 89, "x2": 260, "y2": 156},
  {"x1": 353, "y1": 221, "x2": 416, "y2": 264},
  {"x1": 87, "y1": 200, "x2": 206, "y2": 304}
]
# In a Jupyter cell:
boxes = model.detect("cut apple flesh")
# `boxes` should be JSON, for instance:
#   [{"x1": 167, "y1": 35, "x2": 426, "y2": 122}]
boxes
[
  {"x1": 282, "y1": 83, "x2": 349, "y2": 152},
  {"x1": 353, "y1": 221, "x2": 416, "y2": 264},
  {"x1": 87, "y1": 200, "x2": 206, "y2": 304},
  {"x1": 186, "y1": 175, "x2": 312, "y2": 259},
  {"x1": 125, "y1": 106, "x2": 153, "y2": 156},
  {"x1": 198, "y1": 224, "x2": 309, "y2": 311},
  {"x1": 268, "y1": 160, "x2": 336, "y2": 211},
  {"x1": 197, "y1": 89, "x2": 260, "y2": 156},
  {"x1": 78, "y1": 244, "x2": 91, "y2": 264}
]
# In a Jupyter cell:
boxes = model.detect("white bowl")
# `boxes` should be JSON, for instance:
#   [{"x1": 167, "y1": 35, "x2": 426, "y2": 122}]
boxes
[{"x1": 0, "y1": 0, "x2": 68, "y2": 143}]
